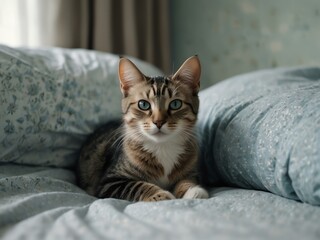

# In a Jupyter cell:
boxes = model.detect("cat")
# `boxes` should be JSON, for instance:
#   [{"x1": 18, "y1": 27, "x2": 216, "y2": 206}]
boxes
[{"x1": 76, "y1": 56, "x2": 209, "y2": 201}]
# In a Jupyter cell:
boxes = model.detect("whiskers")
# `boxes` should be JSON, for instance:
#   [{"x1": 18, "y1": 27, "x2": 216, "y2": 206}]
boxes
[
  {"x1": 180, "y1": 126, "x2": 199, "y2": 149},
  {"x1": 121, "y1": 125, "x2": 146, "y2": 144},
  {"x1": 109, "y1": 126, "x2": 125, "y2": 152},
  {"x1": 113, "y1": 119, "x2": 198, "y2": 152}
]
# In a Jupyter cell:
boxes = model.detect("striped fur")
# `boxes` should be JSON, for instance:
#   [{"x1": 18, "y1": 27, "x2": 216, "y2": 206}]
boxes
[{"x1": 76, "y1": 56, "x2": 208, "y2": 201}]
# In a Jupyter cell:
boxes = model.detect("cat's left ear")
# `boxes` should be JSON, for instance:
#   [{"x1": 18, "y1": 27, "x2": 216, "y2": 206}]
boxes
[
  {"x1": 172, "y1": 55, "x2": 201, "y2": 94},
  {"x1": 118, "y1": 58, "x2": 146, "y2": 96}
]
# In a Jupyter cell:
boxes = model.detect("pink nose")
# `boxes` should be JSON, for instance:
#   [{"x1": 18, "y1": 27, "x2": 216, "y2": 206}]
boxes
[{"x1": 153, "y1": 120, "x2": 166, "y2": 129}]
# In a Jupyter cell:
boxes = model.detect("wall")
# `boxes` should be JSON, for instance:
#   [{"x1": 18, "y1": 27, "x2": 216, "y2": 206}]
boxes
[{"x1": 171, "y1": 0, "x2": 320, "y2": 88}]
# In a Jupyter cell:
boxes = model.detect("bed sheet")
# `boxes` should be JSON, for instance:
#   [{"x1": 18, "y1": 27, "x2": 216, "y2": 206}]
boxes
[{"x1": 1, "y1": 164, "x2": 319, "y2": 240}]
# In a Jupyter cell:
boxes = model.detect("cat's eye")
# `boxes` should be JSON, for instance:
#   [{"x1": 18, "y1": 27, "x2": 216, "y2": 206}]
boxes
[
  {"x1": 169, "y1": 99, "x2": 182, "y2": 110},
  {"x1": 138, "y1": 100, "x2": 151, "y2": 110}
]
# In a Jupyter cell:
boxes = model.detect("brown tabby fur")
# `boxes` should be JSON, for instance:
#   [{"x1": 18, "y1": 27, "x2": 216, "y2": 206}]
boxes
[{"x1": 76, "y1": 56, "x2": 208, "y2": 201}]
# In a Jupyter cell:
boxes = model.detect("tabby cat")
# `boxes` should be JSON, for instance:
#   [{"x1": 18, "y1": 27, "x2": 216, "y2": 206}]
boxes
[{"x1": 76, "y1": 56, "x2": 209, "y2": 201}]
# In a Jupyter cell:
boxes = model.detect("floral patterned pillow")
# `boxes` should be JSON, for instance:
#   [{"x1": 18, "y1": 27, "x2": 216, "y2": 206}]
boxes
[{"x1": 0, "y1": 45, "x2": 162, "y2": 167}]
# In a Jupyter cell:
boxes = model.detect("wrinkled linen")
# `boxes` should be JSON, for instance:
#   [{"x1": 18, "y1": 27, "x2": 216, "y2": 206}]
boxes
[{"x1": 1, "y1": 164, "x2": 320, "y2": 240}]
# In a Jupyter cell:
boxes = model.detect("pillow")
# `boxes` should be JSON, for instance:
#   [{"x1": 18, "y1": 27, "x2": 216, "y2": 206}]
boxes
[
  {"x1": 197, "y1": 67, "x2": 320, "y2": 205},
  {"x1": 0, "y1": 45, "x2": 162, "y2": 168}
]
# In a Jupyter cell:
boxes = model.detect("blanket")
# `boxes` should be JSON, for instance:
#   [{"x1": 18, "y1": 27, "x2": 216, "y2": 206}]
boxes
[{"x1": 1, "y1": 164, "x2": 320, "y2": 240}]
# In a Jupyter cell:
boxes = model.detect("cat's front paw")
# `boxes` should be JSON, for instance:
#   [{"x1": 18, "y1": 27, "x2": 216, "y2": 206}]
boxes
[
  {"x1": 183, "y1": 186, "x2": 209, "y2": 199},
  {"x1": 146, "y1": 190, "x2": 175, "y2": 202}
]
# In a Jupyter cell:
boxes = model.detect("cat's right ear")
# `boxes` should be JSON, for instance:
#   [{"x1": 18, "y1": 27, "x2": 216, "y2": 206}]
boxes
[{"x1": 118, "y1": 58, "x2": 146, "y2": 96}]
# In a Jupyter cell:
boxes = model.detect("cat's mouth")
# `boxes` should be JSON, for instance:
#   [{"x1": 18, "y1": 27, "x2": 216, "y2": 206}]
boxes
[
  {"x1": 143, "y1": 127, "x2": 173, "y2": 142},
  {"x1": 153, "y1": 131, "x2": 166, "y2": 136},
  {"x1": 148, "y1": 130, "x2": 170, "y2": 142}
]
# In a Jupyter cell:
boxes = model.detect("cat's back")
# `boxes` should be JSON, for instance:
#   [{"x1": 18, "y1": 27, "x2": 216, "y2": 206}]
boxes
[{"x1": 77, "y1": 119, "x2": 123, "y2": 195}]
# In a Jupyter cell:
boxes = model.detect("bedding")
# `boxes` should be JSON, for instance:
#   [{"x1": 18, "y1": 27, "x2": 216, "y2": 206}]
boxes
[
  {"x1": 1, "y1": 164, "x2": 320, "y2": 240},
  {"x1": 197, "y1": 67, "x2": 320, "y2": 205},
  {"x1": 0, "y1": 44, "x2": 162, "y2": 168},
  {"x1": 0, "y1": 45, "x2": 320, "y2": 240}
]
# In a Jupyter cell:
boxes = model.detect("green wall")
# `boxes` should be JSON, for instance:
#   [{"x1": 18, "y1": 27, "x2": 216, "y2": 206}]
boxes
[{"x1": 171, "y1": 0, "x2": 320, "y2": 88}]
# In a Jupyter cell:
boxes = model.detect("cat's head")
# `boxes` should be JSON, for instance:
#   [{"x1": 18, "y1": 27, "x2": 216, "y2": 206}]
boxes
[{"x1": 118, "y1": 56, "x2": 201, "y2": 143}]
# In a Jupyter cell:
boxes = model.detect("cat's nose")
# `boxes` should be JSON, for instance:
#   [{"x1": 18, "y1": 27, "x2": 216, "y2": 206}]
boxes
[{"x1": 153, "y1": 120, "x2": 166, "y2": 129}]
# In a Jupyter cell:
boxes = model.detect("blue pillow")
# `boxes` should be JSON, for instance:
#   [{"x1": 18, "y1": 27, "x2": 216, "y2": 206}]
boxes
[
  {"x1": 0, "y1": 45, "x2": 162, "y2": 168},
  {"x1": 197, "y1": 67, "x2": 320, "y2": 205}
]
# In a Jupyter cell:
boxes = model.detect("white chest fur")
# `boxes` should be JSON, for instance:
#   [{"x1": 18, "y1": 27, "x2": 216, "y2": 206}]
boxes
[{"x1": 143, "y1": 137, "x2": 185, "y2": 189}]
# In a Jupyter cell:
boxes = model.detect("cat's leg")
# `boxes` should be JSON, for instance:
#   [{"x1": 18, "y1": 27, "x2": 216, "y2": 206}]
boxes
[
  {"x1": 145, "y1": 189, "x2": 175, "y2": 202},
  {"x1": 97, "y1": 177, "x2": 175, "y2": 202},
  {"x1": 173, "y1": 179, "x2": 209, "y2": 199}
]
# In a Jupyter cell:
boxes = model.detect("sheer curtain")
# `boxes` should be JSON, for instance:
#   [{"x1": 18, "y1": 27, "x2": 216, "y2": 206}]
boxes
[{"x1": 0, "y1": 0, "x2": 171, "y2": 73}]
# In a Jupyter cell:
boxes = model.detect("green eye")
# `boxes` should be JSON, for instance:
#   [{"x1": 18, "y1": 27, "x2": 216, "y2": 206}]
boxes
[
  {"x1": 169, "y1": 99, "x2": 182, "y2": 110},
  {"x1": 138, "y1": 100, "x2": 151, "y2": 110}
]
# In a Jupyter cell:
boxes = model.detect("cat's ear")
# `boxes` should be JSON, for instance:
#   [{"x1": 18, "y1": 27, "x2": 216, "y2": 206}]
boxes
[
  {"x1": 172, "y1": 55, "x2": 201, "y2": 94},
  {"x1": 118, "y1": 58, "x2": 146, "y2": 96}
]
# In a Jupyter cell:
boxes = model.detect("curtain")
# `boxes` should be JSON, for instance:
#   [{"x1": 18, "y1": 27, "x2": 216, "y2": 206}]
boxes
[{"x1": 0, "y1": 0, "x2": 171, "y2": 74}]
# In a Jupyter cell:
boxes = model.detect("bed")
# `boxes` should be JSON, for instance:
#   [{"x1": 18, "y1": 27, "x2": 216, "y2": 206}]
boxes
[{"x1": 0, "y1": 44, "x2": 319, "y2": 240}]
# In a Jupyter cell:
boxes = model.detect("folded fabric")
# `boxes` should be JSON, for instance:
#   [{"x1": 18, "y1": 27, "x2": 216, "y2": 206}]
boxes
[
  {"x1": 0, "y1": 45, "x2": 162, "y2": 168},
  {"x1": 2, "y1": 164, "x2": 320, "y2": 240},
  {"x1": 197, "y1": 67, "x2": 320, "y2": 205}
]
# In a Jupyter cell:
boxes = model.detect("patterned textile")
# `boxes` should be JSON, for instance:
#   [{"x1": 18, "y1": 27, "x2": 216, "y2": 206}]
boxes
[{"x1": 0, "y1": 45, "x2": 162, "y2": 167}]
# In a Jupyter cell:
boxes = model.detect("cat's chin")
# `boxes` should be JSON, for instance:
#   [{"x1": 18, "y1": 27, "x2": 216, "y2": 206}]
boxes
[{"x1": 144, "y1": 131, "x2": 173, "y2": 143}]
